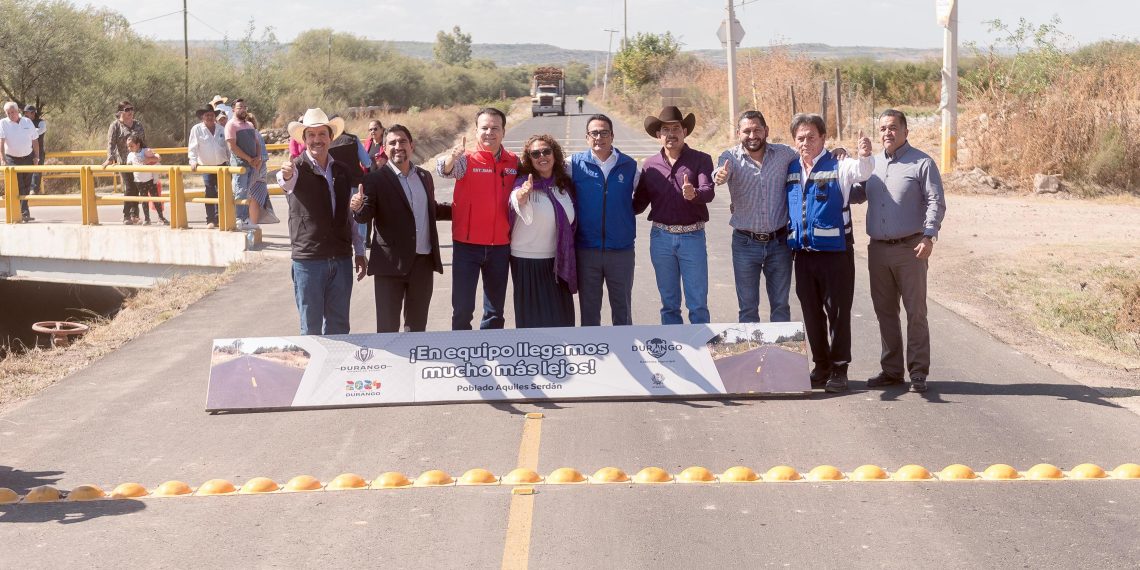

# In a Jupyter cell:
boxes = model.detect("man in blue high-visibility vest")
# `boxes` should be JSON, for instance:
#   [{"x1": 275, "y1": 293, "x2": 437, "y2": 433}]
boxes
[{"x1": 785, "y1": 113, "x2": 873, "y2": 393}]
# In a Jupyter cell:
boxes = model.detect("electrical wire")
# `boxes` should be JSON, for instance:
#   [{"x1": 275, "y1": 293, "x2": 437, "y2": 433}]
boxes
[{"x1": 130, "y1": 10, "x2": 183, "y2": 26}]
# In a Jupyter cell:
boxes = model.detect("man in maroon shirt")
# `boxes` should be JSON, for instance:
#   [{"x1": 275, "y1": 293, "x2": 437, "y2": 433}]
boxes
[{"x1": 633, "y1": 106, "x2": 716, "y2": 324}]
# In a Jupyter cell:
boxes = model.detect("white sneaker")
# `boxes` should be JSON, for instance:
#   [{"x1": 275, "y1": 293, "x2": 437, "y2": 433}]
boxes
[{"x1": 236, "y1": 219, "x2": 260, "y2": 231}]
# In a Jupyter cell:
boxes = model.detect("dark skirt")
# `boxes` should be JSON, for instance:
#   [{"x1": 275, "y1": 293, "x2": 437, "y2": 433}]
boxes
[{"x1": 510, "y1": 256, "x2": 575, "y2": 328}]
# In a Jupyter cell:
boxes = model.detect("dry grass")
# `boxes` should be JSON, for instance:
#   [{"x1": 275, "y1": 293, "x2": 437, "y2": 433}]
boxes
[
  {"x1": 0, "y1": 262, "x2": 249, "y2": 410},
  {"x1": 961, "y1": 49, "x2": 1140, "y2": 194}
]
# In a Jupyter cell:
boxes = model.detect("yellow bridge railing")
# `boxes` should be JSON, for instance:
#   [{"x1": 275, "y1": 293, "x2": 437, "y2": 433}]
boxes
[{"x1": 1, "y1": 164, "x2": 259, "y2": 231}]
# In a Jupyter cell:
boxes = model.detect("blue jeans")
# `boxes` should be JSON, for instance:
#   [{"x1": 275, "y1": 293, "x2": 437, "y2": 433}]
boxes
[
  {"x1": 202, "y1": 173, "x2": 218, "y2": 224},
  {"x1": 451, "y1": 242, "x2": 510, "y2": 330},
  {"x1": 731, "y1": 231, "x2": 793, "y2": 322},
  {"x1": 291, "y1": 257, "x2": 354, "y2": 335},
  {"x1": 232, "y1": 169, "x2": 252, "y2": 220},
  {"x1": 649, "y1": 226, "x2": 709, "y2": 324}
]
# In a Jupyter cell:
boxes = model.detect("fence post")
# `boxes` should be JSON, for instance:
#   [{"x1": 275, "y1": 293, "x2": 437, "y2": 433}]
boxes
[
  {"x1": 80, "y1": 166, "x2": 100, "y2": 225},
  {"x1": 167, "y1": 167, "x2": 186, "y2": 229},
  {"x1": 3, "y1": 167, "x2": 18, "y2": 224},
  {"x1": 790, "y1": 85, "x2": 797, "y2": 115},
  {"x1": 834, "y1": 68, "x2": 843, "y2": 140},
  {"x1": 217, "y1": 167, "x2": 235, "y2": 231},
  {"x1": 819, "y1": 80, "x2": 829, "y2": 137}
]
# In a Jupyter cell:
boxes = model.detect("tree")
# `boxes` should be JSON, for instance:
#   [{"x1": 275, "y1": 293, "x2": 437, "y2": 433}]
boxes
[
  {"x1": 434, "y1": 26, "x2": 472, "y2": 67},
  {"x1": 0, "y1": 0, "x2": 108, "y2": 114},
  {"x1": 612, "y1": 32, "x2": 681, "y2": 89}
]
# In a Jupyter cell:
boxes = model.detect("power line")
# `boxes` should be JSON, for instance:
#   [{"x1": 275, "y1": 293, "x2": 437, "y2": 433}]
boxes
[
  {"x1": 187, "y1": 12, "x2": 227, "y2": 38},
  {"x1": 130, "y1": 10, "x2": 182, "y2": 26}
]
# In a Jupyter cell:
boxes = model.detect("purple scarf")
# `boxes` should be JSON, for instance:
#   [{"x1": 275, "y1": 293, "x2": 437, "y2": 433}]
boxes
[{"x1": 509, "y1": 175, "x2": 578, "y2": 294}]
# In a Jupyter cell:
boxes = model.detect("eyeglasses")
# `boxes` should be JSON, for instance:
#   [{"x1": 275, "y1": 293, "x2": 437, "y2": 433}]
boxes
[
  {"x1": 122, "y1": 108, "x2": 135, "y2": 113},
  {"x1": 528, "y1": 148, "x2": 554, "y2": 159},
  {"x1": 587, "y1": 129, "x2": 612, "y2": 138}
]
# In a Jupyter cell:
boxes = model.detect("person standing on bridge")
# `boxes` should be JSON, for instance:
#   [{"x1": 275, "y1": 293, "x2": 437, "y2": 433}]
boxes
[
  {"x1": 785, "y1": 113, "x2": 874, "y2": 393},
  {"x1": 363, "y1": 119, "x2": 388, "y2": 172},
  {"x1": 351, "y1": 124, "x2": 451, "y2": 333},
  {"x1": 436, "y1": 107, "x2": 519, "y2": 330},
  {"x1": 569, "y1": 113, "x2": 640, "y2": 326},
  {"x1": 277, "y1": 108, "x2": 367, "y2": 336},
  {"x1": 23, "y1": 105, "x2": 46, "y2": 196},
  {"x1": 101, "y1": 101, "x2": 145, "y2": 225},
  {"x1": 851, "y1": 109, "x2": 946, "y2": 394},
  {"x1": 225, "y1": 98, "x2": 263, "y2": 231},
  {"x1": 633, "y1": 106, "x2": 715, "y2": 325},
  {"x1": 188, "y1": 107, "x2": 228, "y2": 229},
  {"x1": 125, "y1": 134, "x2": 167, "y2": 225},
  {"x1": 0, "y1": 101, "x2": 40, "y2": 222}
]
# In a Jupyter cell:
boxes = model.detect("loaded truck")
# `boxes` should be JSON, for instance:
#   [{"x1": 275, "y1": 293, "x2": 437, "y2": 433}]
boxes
[{"x1": 531, "y1": 66, "x2": 565, "y2": 117}]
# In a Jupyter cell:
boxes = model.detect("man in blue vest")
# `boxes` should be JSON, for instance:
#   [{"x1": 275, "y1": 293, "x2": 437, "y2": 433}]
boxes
[
  {"x1": 785, "y1": 114, "x2": 873, "y2": 393},
  {"x1": 569, "y1": 114, "x2": 640, "y2": 325}
]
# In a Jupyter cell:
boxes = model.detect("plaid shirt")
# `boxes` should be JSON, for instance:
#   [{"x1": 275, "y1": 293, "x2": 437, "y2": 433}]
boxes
[{"x1": 716, "y1": 143, "x2": 798, "y2": 234}]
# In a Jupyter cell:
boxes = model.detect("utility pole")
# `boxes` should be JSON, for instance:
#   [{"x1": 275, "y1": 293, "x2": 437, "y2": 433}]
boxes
[
  {"x1": 183, "y1": 0, "x2": 189, "y2": 139},
  {"x1": 725, "y1": 0, "x2": 738, "y2": 138},
  {"x1": 623, "y1": 0, "x2": 628, "y2": 51},
  {"x1": 594, "y1": 54, "x2": 599, "y2": 90},
  {"x1": 938, "y1": 0, "x2": 959, "y2": 172},
  {"x1": 602, "y1": 28, "x2": 618, "y2": 104}
]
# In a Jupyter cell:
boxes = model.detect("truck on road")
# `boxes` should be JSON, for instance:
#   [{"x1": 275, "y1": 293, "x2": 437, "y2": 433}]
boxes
[{"x1": 531, "y1": 66, "x2": 566, "y2": 117}]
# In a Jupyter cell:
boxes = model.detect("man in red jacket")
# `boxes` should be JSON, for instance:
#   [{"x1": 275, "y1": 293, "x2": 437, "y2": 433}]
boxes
[{"x1": 437, "y1": 107, "x2": 519, "y2": 329}]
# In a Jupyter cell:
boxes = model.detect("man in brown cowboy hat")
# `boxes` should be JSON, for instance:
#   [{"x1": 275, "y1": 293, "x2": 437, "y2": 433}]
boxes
[
  {"x1": 633, "y1": 106, "x2": 716, "y2": 324},
  {"x1": 276, "y1": 108, "x2": 367, "y2": 335}
]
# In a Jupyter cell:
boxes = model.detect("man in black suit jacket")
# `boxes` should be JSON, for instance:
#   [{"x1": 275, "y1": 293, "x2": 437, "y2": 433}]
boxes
[{"x1": 351, "y1": 124, "x2": 452, "y2": 332}]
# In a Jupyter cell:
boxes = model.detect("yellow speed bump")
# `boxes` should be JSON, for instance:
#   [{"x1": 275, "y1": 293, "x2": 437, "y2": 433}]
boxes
[
  {"x1": 414, "y1": 470, "x2": 455, "y2": 487},
  {"x1": 68, "y1": 484, "x2": 107, "y2": 501},
  {"x1": 1069, "y1": 463, "x2": 1107, "y2": 479},
  {"x1": 633, "y1": 467, "x2": 673, "y2": 484},
  {"x1": 982, "y1": 464, "x2": 1022, "y2": 480},
  {"x1": 590, "y1": 467, "x2": 630, "y2": 484},
  {"x1": 0, "y1": 488, "x2": 19, "y2": 504},
  {"x1": 372, "y1": 472, "x2": 414, "y2": 489},
  {"x1": 938, "y1": 464, "x2": 978, "y2": 481},
  {"x1": 720, "y1": 466, "x2": 761, "y2": 483},
  {"x1": 458, "y1": 469, "x2": 499, "y2": 486},
  {"x1": 196, "y1": 479, "x2": 237, "y2": 496},
  {"x1": 239, "y1": 477, "x2": 280, "y2": 494},
  {"x1": 807, "y1": 465, "x2": 845, "y2": 482},
  {"x1": 328, "y1": 473, "x2": 369, "y2": 490},
  {"x1": 546, "y1": 468, "x2": 587, "y2": 485},
  {"x1": 284, "y1": 475, "x2": 324, "y2": 492},
  {"x1": 677, "y1": 466, "x2": 717, "y2": 483},
  {"x1": 1112, "y1": 463, "x2": 1140, "y2": 479},
  {"x1": 23, "y1": 486, "x2": 61, "y2": 503},
  {"x1": 153, "y1": 480, "x2": 193, "y2": 497},
  {"x1": 1026, "y1": 464, "x2": 1065, "y2": 480},
  {"x1": 851, "y1": 465, "x2": 890, "y2": 481},
  {"x1": 892, "y1": 465, "x2": 934, "y2": 481},
  {"x1": 110, "y1": 483, "x2": 149, "y2": 499},
  {"x1": 503, "y1": 468, "x2": 543, "y2": 485},
  {"x1": 764, "y1": 465, "x2": 802, "y2": 482}
]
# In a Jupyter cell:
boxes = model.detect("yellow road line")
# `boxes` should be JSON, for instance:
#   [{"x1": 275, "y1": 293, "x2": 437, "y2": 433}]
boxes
[
  {"x1": 501, "y1": 413, "x2": 544, "y2": 570},
  {"x1": 250, "y1": 376, "x2": 257, "y2": 388}
]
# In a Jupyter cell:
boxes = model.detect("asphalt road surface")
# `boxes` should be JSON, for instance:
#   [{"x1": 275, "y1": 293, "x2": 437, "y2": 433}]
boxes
[
  {"x1": 2, "y1": 100, "x2": 1139, "y2": 568},
  {"x1": 713, "y1": 345, "x2": 809, "y2": 394},
  {"x1": 205, "y1": 354, "x2": 305, "y2": 410}
]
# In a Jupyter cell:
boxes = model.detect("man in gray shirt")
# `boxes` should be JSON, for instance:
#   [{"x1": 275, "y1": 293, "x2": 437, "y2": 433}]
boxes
[{"x1": 851, "y1": 109, "x2": 947, "y2": 393}]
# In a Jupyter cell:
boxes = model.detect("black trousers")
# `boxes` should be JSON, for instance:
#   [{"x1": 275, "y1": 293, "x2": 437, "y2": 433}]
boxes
[
  {"x1": 373, "y1": 254, "x2": 434, "y2": 333},
  {"x1": 119, "y1": 172, "x2": 139, "y2": 219},
  {"x1": 794, "y1": 248, "x2": 855, "y2": 368}
]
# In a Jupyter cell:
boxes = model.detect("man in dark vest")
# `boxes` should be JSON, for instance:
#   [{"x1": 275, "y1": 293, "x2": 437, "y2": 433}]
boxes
[
  {"x1": 351, "y1": 124, "x2": 451, "y2": 333},
  {"x1": 276, "y1": 108, "x2": 367, "y2": 335}
]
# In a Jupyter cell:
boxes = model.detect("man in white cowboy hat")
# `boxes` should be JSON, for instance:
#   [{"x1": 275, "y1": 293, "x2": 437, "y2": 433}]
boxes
[
  {"x1": 632, "y1": 106, "x2": 716, "y2": 325},
  {"x1": 209, "y1": 95, "x2": 232, "y2": 119},
  {"x1": 188, "y1": 107, "x2": 227, "y2": 228},
  {"x1": 276, "y1": 108, "x2": 367, "y2": 336}
]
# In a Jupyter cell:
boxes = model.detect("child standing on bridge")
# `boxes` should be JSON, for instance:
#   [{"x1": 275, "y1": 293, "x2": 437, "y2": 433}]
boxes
[{"x1": 125, "y1": 134, "x2": 167, "y2": 225}]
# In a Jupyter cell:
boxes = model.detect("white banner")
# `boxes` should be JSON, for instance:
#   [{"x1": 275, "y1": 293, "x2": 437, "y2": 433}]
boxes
[{"x1": 206, "y1": 323, "x2": 810, "y2": 411}]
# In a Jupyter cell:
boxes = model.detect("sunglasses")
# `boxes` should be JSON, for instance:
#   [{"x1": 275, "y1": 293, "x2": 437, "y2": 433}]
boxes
[
  {"x1": 368, "y1": 127, "x2": 381, "y2": 131},
  {"x1": 527, "y1": 148, "x2": 554, "y2": 159}
]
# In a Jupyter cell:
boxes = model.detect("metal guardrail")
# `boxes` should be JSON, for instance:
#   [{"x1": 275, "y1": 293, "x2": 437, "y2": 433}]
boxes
[{"x1": 1, "y1": 164, "x2": 255, "y2": 231}]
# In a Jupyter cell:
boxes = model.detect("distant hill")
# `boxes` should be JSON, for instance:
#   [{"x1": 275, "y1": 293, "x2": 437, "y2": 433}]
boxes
[{"x1": 162, "y1": 40, "x2": 942, "y2": 67}]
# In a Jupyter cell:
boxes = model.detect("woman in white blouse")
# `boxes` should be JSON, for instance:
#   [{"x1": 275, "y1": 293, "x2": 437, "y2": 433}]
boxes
[{"x1": 509, "y1": 134, "x2": 578, "y2": 328}]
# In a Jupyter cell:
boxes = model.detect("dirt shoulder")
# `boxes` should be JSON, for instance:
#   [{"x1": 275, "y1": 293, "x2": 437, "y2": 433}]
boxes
[{"x1": 852, "y1": 188, "x2": 1140, "y2": 394}]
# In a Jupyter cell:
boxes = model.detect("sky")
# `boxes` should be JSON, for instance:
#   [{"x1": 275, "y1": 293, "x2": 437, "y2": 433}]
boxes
[{"x1": 88, "y1": 0, "x2": 1138, "y2": 52}]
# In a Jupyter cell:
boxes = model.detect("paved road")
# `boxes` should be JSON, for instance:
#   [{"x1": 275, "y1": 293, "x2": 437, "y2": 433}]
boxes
[
  {"x1": 2, "y1": 101, "x2": 1139, "y2": 568},
  {"x1": 205, "y1": 354, "x2": 305, "y2": 410},
  {"x1": 714, "y1": 345, "x2": 808, "y2": 393}
]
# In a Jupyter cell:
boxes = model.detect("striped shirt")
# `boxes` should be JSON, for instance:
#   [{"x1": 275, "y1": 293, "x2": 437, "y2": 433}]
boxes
[{"x1": 716, "y1": 143, "x2": 798, "y2": 233}]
